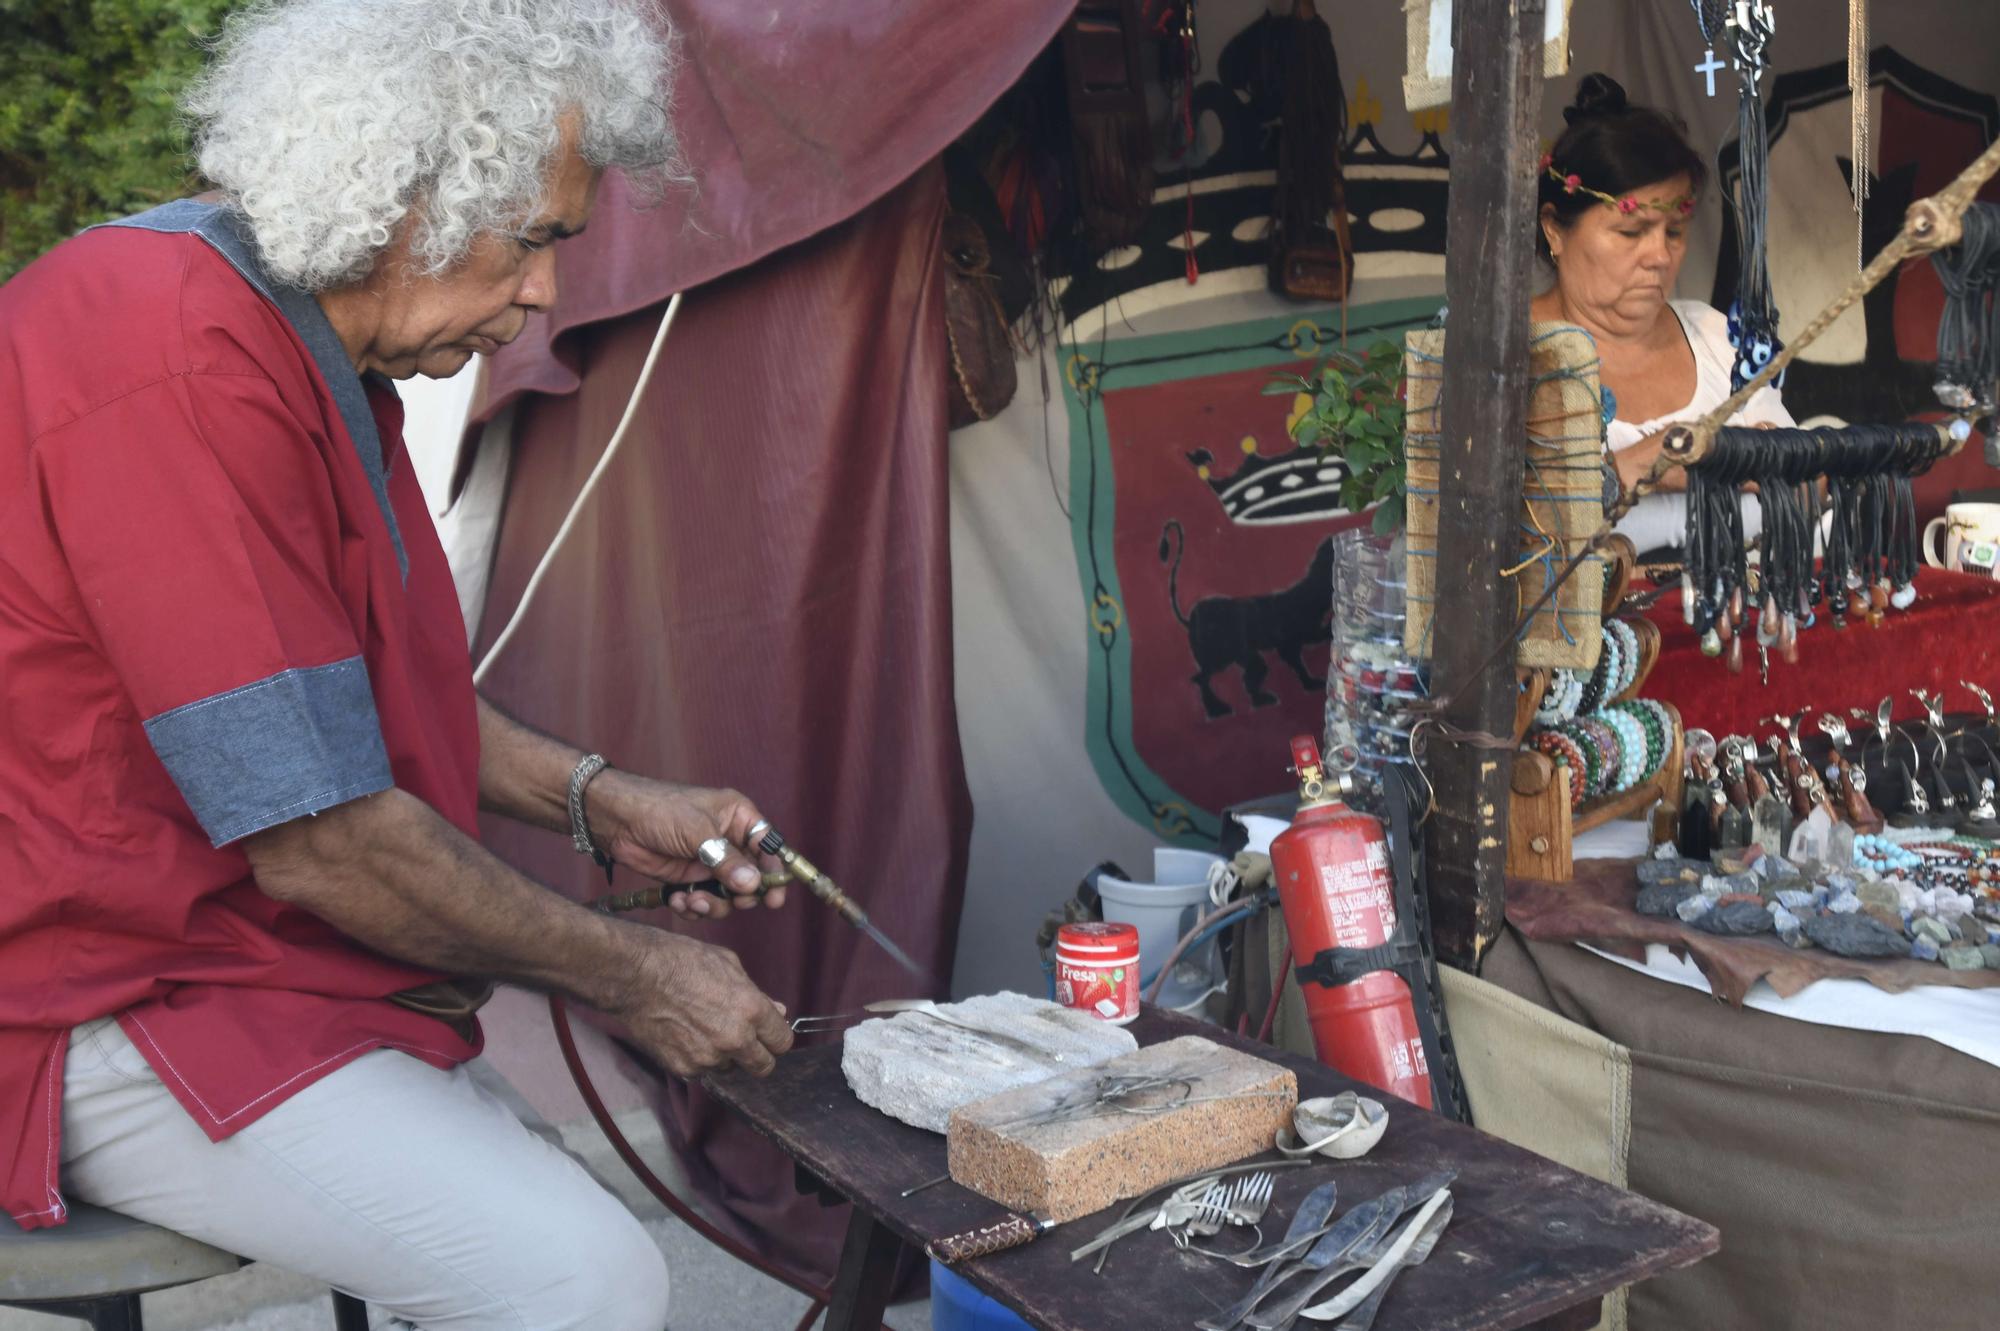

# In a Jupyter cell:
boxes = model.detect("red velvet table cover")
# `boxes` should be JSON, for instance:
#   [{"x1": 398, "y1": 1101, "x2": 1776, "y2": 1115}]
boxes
[{"x1": 1639, "y1": 568, "x2": 2000, "y2": 735}]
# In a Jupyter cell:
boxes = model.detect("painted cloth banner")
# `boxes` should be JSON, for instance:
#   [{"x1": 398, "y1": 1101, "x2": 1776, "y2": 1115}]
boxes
[{"x1": 1060, "y1": 301, "x2": 1440, "y2": 843}]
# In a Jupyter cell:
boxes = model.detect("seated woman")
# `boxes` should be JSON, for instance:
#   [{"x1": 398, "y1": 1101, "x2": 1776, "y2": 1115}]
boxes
[{"x1": 1530, "y1": 73, "x2": 1793, "y2": 557}]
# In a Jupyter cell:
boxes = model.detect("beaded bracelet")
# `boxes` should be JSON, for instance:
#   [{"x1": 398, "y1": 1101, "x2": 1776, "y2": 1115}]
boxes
[
  {"x1": 1601, "y1": 709, "x2": 1649, "y2": 792},
  {"x1": 1609, "y1": 699, "x2": 1665, "y2": 782},
  {"x1": 1533, "y1": 671, "x2": 1568, "y2": 726},
  {"x1": 1531, "y1": 728, "x2": 1588, "y2": 808},
  {"x1": 1579, "y1": 628, "x2": 1621, "y2": 715},
  {"x1": 1606, "y1": 620, "x2": 1641, "y2": 698},
  {"x1": 1577, "y1": 717, "x2": 1624, "y2": 798},
  {"x1": 1555, "y1": 720, "x2": 1604, "y2": 798}
]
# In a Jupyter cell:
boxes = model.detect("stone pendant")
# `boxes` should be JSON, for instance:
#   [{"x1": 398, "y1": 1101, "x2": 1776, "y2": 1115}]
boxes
[
  {"x1": 1717, "y1": 803, "x2": 1751, "y2": 852},
  {"x1": 1680, "y1": 785, "x2": 1715, "y2": 859},
  {"x1": 1788, "y1": 805, "x2": 1836, "y2": 864},
  {"x1": 1751, "y1": 794, "x2": 1791, "y2": 859}
]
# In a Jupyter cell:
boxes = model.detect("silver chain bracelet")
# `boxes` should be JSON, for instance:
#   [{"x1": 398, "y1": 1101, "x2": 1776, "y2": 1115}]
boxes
[{"x1": 567, "y1": 752, "x2": 612, "y2": 870}]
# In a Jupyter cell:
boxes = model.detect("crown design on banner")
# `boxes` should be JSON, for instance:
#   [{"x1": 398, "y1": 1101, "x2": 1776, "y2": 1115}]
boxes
[{"x1": 1185, "y1": 437, "x2": 1351, "y2": 526}]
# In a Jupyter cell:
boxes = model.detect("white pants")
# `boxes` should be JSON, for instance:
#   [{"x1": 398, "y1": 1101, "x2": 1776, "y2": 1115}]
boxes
[{"x1": 59, "y1": 1018, "x2": 670, "y2": 1331}]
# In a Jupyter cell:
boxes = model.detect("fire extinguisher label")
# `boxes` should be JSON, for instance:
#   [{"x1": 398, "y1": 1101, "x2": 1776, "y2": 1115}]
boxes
[
  {"x1": 1322, "y1": 840, "x2": 1397, "y2": 948},
  {"x1": 1389, "y1": 1034, "x2": 1430, "y2": 1085}
]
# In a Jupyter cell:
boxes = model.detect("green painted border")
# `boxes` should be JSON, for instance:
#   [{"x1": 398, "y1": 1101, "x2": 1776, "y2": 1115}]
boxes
[{"x1": 1062, "y1": 297, "x2": 1444, "y2": 841}]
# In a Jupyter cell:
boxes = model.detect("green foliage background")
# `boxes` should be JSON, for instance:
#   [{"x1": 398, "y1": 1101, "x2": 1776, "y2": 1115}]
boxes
[{"x1": 0, "y1": 1, "x2": 239, "y2": 281}]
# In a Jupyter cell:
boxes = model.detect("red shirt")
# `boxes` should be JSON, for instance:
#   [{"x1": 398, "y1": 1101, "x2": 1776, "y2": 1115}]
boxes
[{"x1": 0, "y1": 205, "x2": 483, "y2": 1230}]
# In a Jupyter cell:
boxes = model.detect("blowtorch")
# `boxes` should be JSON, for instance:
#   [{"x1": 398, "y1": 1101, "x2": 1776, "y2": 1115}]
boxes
[{"x1": 589, "y1": 820, "x2": 929, "y2": 984}]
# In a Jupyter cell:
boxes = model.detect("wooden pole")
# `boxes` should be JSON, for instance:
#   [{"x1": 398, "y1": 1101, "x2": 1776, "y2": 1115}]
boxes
[{"x1": 1423, "y1": 0, "x2": 1547, "y2": 970}]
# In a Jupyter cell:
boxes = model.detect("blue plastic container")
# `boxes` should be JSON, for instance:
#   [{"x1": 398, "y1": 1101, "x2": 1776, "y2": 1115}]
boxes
[{"x1": 930, "y1": 1259, "x2": 1032, "y2": 1331}]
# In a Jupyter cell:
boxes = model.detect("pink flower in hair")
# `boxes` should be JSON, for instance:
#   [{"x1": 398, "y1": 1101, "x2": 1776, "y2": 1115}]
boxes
[
  {"x1": 1616, "y1": 196, "x2": 1640, "y2": 214},
  {"x1": 1677, "y1": 196, "x2": 1696, "y2": 215},
  {"x1": 1563, "y1": 174, "x2": 1581, "y2": 194},
  {"x1": 1538, "y1": 152, "x2": 1554, "y2": 171}
]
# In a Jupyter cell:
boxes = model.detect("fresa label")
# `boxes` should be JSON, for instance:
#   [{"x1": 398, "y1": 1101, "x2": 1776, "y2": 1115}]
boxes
[{"x1": 1055, "y1": 956, "x2": 1138, "y2": 1022}]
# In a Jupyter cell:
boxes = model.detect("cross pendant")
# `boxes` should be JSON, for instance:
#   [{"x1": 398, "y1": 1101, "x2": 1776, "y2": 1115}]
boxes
[{"x1": 1695, "y1": 49, "x2": 1726, "y2": 97}]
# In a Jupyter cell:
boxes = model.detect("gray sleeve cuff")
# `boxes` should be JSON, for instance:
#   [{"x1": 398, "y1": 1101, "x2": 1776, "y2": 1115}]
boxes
[{"x1": 142, "y1": 657, "x2": 394, "y2": 847}]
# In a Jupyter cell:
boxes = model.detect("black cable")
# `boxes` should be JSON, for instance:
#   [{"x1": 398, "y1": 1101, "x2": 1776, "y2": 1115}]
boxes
[{"x1": 1932, "y1": 201, "x2": 2000, "y2": 425}]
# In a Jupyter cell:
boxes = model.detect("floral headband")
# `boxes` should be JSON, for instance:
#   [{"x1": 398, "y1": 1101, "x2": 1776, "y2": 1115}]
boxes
[{"x1": 1538, "y1": 154, "x2": 1697, "y2": 217}]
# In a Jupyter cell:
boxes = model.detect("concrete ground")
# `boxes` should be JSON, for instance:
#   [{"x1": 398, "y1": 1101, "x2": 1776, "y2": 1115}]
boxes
[{"x1": 2, "y1": 989, "x2": 933, "y2": 1331}]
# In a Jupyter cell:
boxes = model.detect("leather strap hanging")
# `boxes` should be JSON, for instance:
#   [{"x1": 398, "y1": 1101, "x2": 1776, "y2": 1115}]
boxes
[{"x1": 1061, "y1": 0, "x2": 1156, "y2": 252}]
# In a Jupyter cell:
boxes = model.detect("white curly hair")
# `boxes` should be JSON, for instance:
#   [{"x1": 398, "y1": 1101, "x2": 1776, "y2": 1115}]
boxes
[{"x1": 185, "y1": 0, "x2": 682, "y2": 291}]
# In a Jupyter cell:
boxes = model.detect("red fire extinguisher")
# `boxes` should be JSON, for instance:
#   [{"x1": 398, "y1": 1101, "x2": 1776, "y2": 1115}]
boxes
[{"x1": 1269, "y1": 734, "x2": 1433, "y2": 1109}]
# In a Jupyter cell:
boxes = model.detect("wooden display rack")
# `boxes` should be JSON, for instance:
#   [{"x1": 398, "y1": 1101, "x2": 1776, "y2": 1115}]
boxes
[{"x1": 1506, "y1": 539, "x2": 1686, "y2": 881}]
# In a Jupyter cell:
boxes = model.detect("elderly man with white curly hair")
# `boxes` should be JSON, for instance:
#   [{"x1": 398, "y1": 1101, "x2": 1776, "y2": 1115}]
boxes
[{"x1": 0, "y1": 2, "x2": 793, "y2": 1326}]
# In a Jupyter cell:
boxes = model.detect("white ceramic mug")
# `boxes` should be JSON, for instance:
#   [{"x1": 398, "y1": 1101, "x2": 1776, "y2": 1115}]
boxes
[{"x1": 1922, "y1": 502, "x2": 2000, "y2": 576}]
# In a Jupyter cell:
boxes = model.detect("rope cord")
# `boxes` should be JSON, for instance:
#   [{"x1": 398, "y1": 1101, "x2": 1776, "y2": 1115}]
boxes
[{"x1": 473, "y1": 292, "x2": 683, "y2": 686}]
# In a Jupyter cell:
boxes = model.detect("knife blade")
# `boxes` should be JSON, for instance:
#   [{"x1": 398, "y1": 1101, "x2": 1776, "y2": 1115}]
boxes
[{"x1": 1197, "y1": 1171, "x2": 1451, "y2": 1331}]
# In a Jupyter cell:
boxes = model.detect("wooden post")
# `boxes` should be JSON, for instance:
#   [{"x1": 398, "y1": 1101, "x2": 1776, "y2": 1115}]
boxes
[{"x1": 1423, "y1": 0, "x2": 1548, "y2": 969}]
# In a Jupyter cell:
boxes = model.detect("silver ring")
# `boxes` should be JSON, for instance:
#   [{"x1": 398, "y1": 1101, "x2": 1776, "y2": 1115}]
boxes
[{"x1": 696, "y1": 838, "x2": 730, "y2": 869}]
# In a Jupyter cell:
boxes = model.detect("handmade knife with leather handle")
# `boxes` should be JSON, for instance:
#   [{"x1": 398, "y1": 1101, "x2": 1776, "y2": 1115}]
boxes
[{"x1": 926, "y1": 1213, "x2": 1055, "y2": 1264}]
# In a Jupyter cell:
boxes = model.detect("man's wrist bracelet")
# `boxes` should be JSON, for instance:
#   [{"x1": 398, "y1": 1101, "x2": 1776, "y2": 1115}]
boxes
[{"x1": 568, "y1": 753, "x2": 613, "y2": 870}]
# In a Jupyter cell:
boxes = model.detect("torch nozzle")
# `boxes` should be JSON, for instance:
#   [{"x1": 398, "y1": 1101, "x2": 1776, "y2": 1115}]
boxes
[{"x1": 753, "y1": 823, "x2": 927, "y2": 982}]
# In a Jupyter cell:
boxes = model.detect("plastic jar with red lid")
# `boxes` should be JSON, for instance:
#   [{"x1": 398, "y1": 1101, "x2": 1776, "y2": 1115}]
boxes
[{"x1": 1053, "y1": 921, "x2": 1141, "y2": 1024}]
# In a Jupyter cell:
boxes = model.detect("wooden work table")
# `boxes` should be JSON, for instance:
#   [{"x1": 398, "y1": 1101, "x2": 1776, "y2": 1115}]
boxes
[{"x1": 705, "y1": 1007, "x2": 1717, "y2": 1331}]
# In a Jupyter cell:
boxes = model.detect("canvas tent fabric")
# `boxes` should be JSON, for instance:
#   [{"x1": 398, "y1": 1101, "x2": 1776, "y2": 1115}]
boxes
[
  {"x1": 1477, "y1": 930, "x2": 2000, "y2": 1331},
  {"x1": 472, "y1": 0, "x2": 1077, "y2": 433},
  {"x1": 471, "y1": 164, "x2": 967, "y2": 1283}
]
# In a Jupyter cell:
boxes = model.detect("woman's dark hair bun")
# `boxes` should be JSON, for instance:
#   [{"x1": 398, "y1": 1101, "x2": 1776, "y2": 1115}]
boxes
[{"x1": 1564, "y1": 73, "x2": 1629, "y2": 125}]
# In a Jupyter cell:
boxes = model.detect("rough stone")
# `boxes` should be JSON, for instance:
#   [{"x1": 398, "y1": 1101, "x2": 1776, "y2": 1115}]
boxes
[
  {"x1": 1912, "y1": 916, "x2": 1955, "y2": 946},
  {"x1": 1638, "y1": 858, "x2": 1710, "y2": 888},
  {"x1": 1803, "y1": 912, "x2": 1911, "y2": 959},
  {"x1": 1637, "y1": 881, "x2": 1701, "y2": 917},
  {"x1": 1675, "y1": 894, "x2": 1716, "y2": 922},
  {"x1": 1982, "y1": 944, "x2": 2000, "y2": 970},
  {"x1": 841, "y1": 992, "x2": 1138, "y2": 1133},
  {"x1": 1912, "y1": 936, "x2": 1942, "y2": 962},
  {"x1": 1711, "y1": 848, "x2": 1761, "y2": 877},
  {"x1": 1941, "y1": 945, "x2": 1987, "y2": 971},
  {"x1": 1862, "y1": 905, "x2": 1908, "y2": 936},
  {"x1": 946, "y1": 1036, "x2": 1297, "y2": 1222},
  {"x1": 1702, "y1": 871, "x2": 1760, "y2": 898},
  {"x1": 1691, "y1": 900, "x2": 1775, "y2": 935},
  {"x1": 1857, "y1": 882, "x2": 1903, "y2": 916}
]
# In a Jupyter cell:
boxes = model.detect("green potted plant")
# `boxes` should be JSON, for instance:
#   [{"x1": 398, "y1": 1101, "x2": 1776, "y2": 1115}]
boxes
[{"x1": 1264, "y1": 338, "x2": 1408, "y2": 534}]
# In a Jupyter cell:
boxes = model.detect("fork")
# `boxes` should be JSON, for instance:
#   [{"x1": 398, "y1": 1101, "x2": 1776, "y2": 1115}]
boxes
[
  {"x1": 1181, "y1": 1171, "x2": 1275, "y2": 1252},
  {"x1": 1172, "y1": 1182, "x2": 1235, "y2": 1248}
]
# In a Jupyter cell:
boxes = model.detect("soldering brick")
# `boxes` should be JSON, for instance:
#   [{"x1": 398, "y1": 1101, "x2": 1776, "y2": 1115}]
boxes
[{"x1": 945, "y1": 1036, "x2": 1297, "y2": 1222}]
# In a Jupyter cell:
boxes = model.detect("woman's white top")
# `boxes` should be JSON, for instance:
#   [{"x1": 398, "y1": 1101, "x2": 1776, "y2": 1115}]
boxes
[{"x1": 1606, "y1": 300, "x2": 1794, "y2": 555}]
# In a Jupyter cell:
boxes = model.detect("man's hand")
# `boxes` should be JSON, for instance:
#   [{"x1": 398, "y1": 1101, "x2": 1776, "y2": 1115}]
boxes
[
  {"x1": 613, "y1": 930, "x2": 794, "y2": 1077},
  {"x1": 588, "y1": 772, "x2": 789, "y2": 920},
  {"x1": 245, "y1": 788, "x2": 795, "y2": 1079}
]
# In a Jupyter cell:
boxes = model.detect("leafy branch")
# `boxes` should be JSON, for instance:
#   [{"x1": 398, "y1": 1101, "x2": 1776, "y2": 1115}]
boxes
[{"x1": 1263, "y1": 338, "x2": 1409, "y2": 534}]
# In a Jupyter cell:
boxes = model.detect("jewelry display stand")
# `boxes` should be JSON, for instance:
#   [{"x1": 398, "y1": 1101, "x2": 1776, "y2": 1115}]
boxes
[{"x1": 1507, "y1": 543, "x2": 1686, "y2": 881}]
